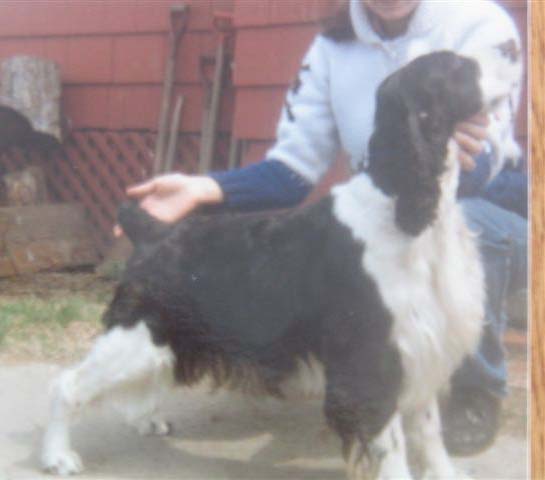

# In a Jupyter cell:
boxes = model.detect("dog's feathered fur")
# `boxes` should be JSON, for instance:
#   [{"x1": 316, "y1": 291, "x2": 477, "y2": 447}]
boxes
[{"x1": 42, "y1": 50, "x2": 516, "y2": 478}]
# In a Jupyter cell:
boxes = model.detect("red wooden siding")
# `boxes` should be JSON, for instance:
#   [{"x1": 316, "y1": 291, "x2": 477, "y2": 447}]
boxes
[
  {"x1": 233, "y1": 1, "x2": 340, "y2": 28},
  {"x1": 233, "y1": 26, "x2": 318, "y2": 87},
  {"x1": 0, "y1": 0, "x2": 234, "y2": 132},
  {"x1": 0, "y1": 1, "x2": 232, "y2": 37}
]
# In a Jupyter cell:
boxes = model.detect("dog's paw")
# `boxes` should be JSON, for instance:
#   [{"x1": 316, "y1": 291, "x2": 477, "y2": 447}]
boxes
[
  {"x1": 346, "y1": 440, "x2": 384, "y2": 480},
  {"x1": 137, "y1": 419, "x2": 172, "y2": 437},
  {"x1": 42, "y1": 449, "x2": 83, "y2": 476}
]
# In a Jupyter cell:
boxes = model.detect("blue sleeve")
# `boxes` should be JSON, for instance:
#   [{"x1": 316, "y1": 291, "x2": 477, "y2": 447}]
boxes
[
  {"x1": 209, "y1": 160, "x2": 312, "y2": 212},
  {"x1": 457, "y1": 149, "x2": 493, "y2": 198}
]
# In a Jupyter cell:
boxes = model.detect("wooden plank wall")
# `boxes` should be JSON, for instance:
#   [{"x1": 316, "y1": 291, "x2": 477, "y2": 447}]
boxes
[{"x1": 0, "y1": 0, "x2": 234, "y2": 133}]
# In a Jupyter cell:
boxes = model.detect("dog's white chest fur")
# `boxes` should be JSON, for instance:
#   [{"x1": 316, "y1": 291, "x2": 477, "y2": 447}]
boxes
[{"x1": 332, "y1": 152, "x2": 484, "y2": 411}]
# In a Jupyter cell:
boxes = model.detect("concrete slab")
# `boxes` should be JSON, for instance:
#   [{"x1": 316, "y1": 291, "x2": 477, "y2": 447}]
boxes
[{"x1": 0, "y1": 363, "x2": 527, "y2": 480}]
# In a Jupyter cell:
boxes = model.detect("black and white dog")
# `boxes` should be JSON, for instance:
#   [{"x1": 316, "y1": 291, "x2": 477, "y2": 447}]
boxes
[{"x1": 42, "y1": 49, "x2": 519, "y2": 479}]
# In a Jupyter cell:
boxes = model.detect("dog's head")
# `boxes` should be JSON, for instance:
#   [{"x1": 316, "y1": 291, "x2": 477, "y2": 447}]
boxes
[
  {"x1": 367, "y1": 51, "x2": 483, "y2": 236},
  {"x1": 117, "y1": 201, "x2": 172, "y2": 248}
]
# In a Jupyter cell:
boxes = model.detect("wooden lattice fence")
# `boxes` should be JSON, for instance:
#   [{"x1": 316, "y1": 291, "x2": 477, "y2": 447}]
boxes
[{"x1": 0, "y1": 130, "x2": 228, "y2": 253}]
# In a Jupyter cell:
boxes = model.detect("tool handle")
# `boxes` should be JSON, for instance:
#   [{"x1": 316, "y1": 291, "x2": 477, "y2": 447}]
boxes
[{"x1": 164, "y1": 95, "x2": 184, "y2": 173}]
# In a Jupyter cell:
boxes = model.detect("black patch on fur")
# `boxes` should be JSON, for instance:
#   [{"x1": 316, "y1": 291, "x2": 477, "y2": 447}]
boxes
[
  {"x1": 496, "y1": 38, "x2": 520, "y2": 63},
  {"x1": 367, "y1": 51, "x2": 483, "y2": 236}
]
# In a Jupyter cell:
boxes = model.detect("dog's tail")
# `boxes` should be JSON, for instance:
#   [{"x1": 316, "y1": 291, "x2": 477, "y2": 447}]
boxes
[{"x1": 117, "y1": 201, "x2": 171, "y2": 246}]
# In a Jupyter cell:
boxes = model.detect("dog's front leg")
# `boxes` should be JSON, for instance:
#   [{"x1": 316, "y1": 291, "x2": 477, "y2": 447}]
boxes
[
  {"x1": 404, "y1": 398, "x2": 470, "y2": 480},
  {"x1": 41, "y1": 368, "x2": 83, "y2": 476},
  {"x1": 344, "y1": 411, "x2": 413, "y2": 480},
  {"x1": 324, "y1": 340, "x2": 412, "y2": 480},
  {"x1": 41, "y1": 322, "x2": 174, "y2": 475}
]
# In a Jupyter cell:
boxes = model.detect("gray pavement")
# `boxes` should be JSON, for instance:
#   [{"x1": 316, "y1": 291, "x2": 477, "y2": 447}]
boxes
[{"x1": 0, "y1": 363, "x2": 527, "y2": 480}]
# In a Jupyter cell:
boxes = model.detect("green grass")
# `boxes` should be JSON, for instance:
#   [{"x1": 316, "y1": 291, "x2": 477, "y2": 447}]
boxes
[{"x1": 0, "y1": 296, "x2": 105, "y2": 357}]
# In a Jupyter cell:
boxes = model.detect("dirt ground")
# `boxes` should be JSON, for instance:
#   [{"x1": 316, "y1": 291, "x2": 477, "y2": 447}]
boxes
[
  {"x1": 0, "y1": 271, "x2": 115, "y2": 302},
  {"x1": 0, "y1": 273, "x2": 528, "y2": 480}
]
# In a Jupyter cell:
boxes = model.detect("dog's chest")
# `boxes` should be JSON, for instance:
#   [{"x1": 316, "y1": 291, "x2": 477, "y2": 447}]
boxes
[
  {"x1": 332, "y1": 177, "x2": 483, "y2": 410},
  {"x1": 367, "y1": 226, "x2": 477, "y2": 409}
]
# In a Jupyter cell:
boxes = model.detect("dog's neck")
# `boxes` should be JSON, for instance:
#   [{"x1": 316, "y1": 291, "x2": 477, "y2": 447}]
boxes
[
  {"x1": 439, "y1": 140, "x2": 461, "y2": 203},
  {"x1": 429, "y1": 139, "x2": 462, "y2": 233}
]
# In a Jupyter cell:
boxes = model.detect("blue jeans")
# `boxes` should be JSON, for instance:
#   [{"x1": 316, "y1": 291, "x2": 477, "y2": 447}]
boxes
[{"x1": 451, "y1": 197, "x2": 527, "y2": 396}]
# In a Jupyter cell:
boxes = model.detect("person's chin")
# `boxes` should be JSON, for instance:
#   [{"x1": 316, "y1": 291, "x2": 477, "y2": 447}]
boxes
[{"x1": 367, "y1": 1, "x2": 418, "y2": 21}]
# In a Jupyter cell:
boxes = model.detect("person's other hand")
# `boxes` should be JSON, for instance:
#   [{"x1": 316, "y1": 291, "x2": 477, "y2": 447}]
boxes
[
  {"x1": 454, "y1": 112, "x2": 489, "y2": 171},
  {"x1": 113, "y1": 173, "x2": 223, "y2": 237}
]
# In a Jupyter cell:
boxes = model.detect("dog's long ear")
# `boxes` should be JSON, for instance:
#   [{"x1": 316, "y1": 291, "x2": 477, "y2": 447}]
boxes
[
  {"x1": 394, "y1": 111, "x2": 445, "y2": 236},
  {"x1": 368, "y1": 110, "x2": 445, "y2": 237},
  {"x1": 118, "y1": 201, "x2": 171, "y2": 246}
]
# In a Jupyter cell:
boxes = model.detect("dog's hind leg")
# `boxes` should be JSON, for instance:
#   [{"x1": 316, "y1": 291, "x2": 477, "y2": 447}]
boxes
[
  {"x1": 41, "y1": 322, "x2": 174, "y2": 475},
  {"x1": 405, "y1": 398, "x2": 470, "y2": 480}
]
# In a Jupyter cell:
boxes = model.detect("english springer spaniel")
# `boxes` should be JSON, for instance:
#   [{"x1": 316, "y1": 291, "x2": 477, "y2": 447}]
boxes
[{"x1": 42, "y1": 49, "x2": 519, "y2": 479}]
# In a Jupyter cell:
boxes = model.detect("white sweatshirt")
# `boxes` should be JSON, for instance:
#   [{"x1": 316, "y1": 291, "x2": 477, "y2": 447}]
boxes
[{"x1": 266, "y1": 0, "x2": 522, "y2": 185}]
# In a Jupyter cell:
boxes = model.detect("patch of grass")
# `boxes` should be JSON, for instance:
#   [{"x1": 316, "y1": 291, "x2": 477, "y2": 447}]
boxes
[
  {"x1": 0, "y1": 296, "x2": 101, "y2": 329},
  {"x1": 96, "y1": 259, "x2": 126, "y2": 281},
  {"x1": 0, "y1": 295, "x2": 105, "y2": 362},
  {"x1": 0, "y1": 317, "x2": 11, "y2": 346}
]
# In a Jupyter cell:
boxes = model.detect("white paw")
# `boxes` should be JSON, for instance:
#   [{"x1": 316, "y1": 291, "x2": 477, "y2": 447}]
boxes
[
  {"x1": 137, "y1": 419, "x2": 172, "y2": 437},
  {"x1": 346, "y1": 441, "x2": 383, "y2": 480},
  {"x1": 42, "y1": 449, "x2": 83, "y2": 476}
]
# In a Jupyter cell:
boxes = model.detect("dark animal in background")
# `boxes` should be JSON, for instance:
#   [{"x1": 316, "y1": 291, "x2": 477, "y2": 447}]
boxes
[{"x1": 2, "y1": 166, "x2": 48, "y2": 206}]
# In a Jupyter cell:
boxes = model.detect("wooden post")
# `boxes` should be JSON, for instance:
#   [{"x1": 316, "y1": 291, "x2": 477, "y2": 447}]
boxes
[
  {"x1": 164, "y1": 95, "x2": 184, "y2": 173},
  {"x1": 198, "y1": 39, "x2": 226, "y2": 174},
  {"x1": 532, "y1": 2, "x2": 545, "y2": 478},
  {"x1": 153, "y1": 5, "x2": 188, "y2": 175}
]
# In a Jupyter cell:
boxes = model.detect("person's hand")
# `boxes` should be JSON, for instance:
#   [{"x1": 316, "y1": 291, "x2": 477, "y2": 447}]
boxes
[
  {"x1": 454, "y1": 112, "x2": 489, "y2": 171},
  {"x1": 113, "y1": 173, "x2": 223, "y2": 237}
]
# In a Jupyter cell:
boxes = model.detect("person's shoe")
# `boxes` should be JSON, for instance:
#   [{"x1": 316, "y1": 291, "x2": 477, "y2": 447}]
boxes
[{"x1": 440, "y1": 387, "x2": 502, "y2": 456}]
